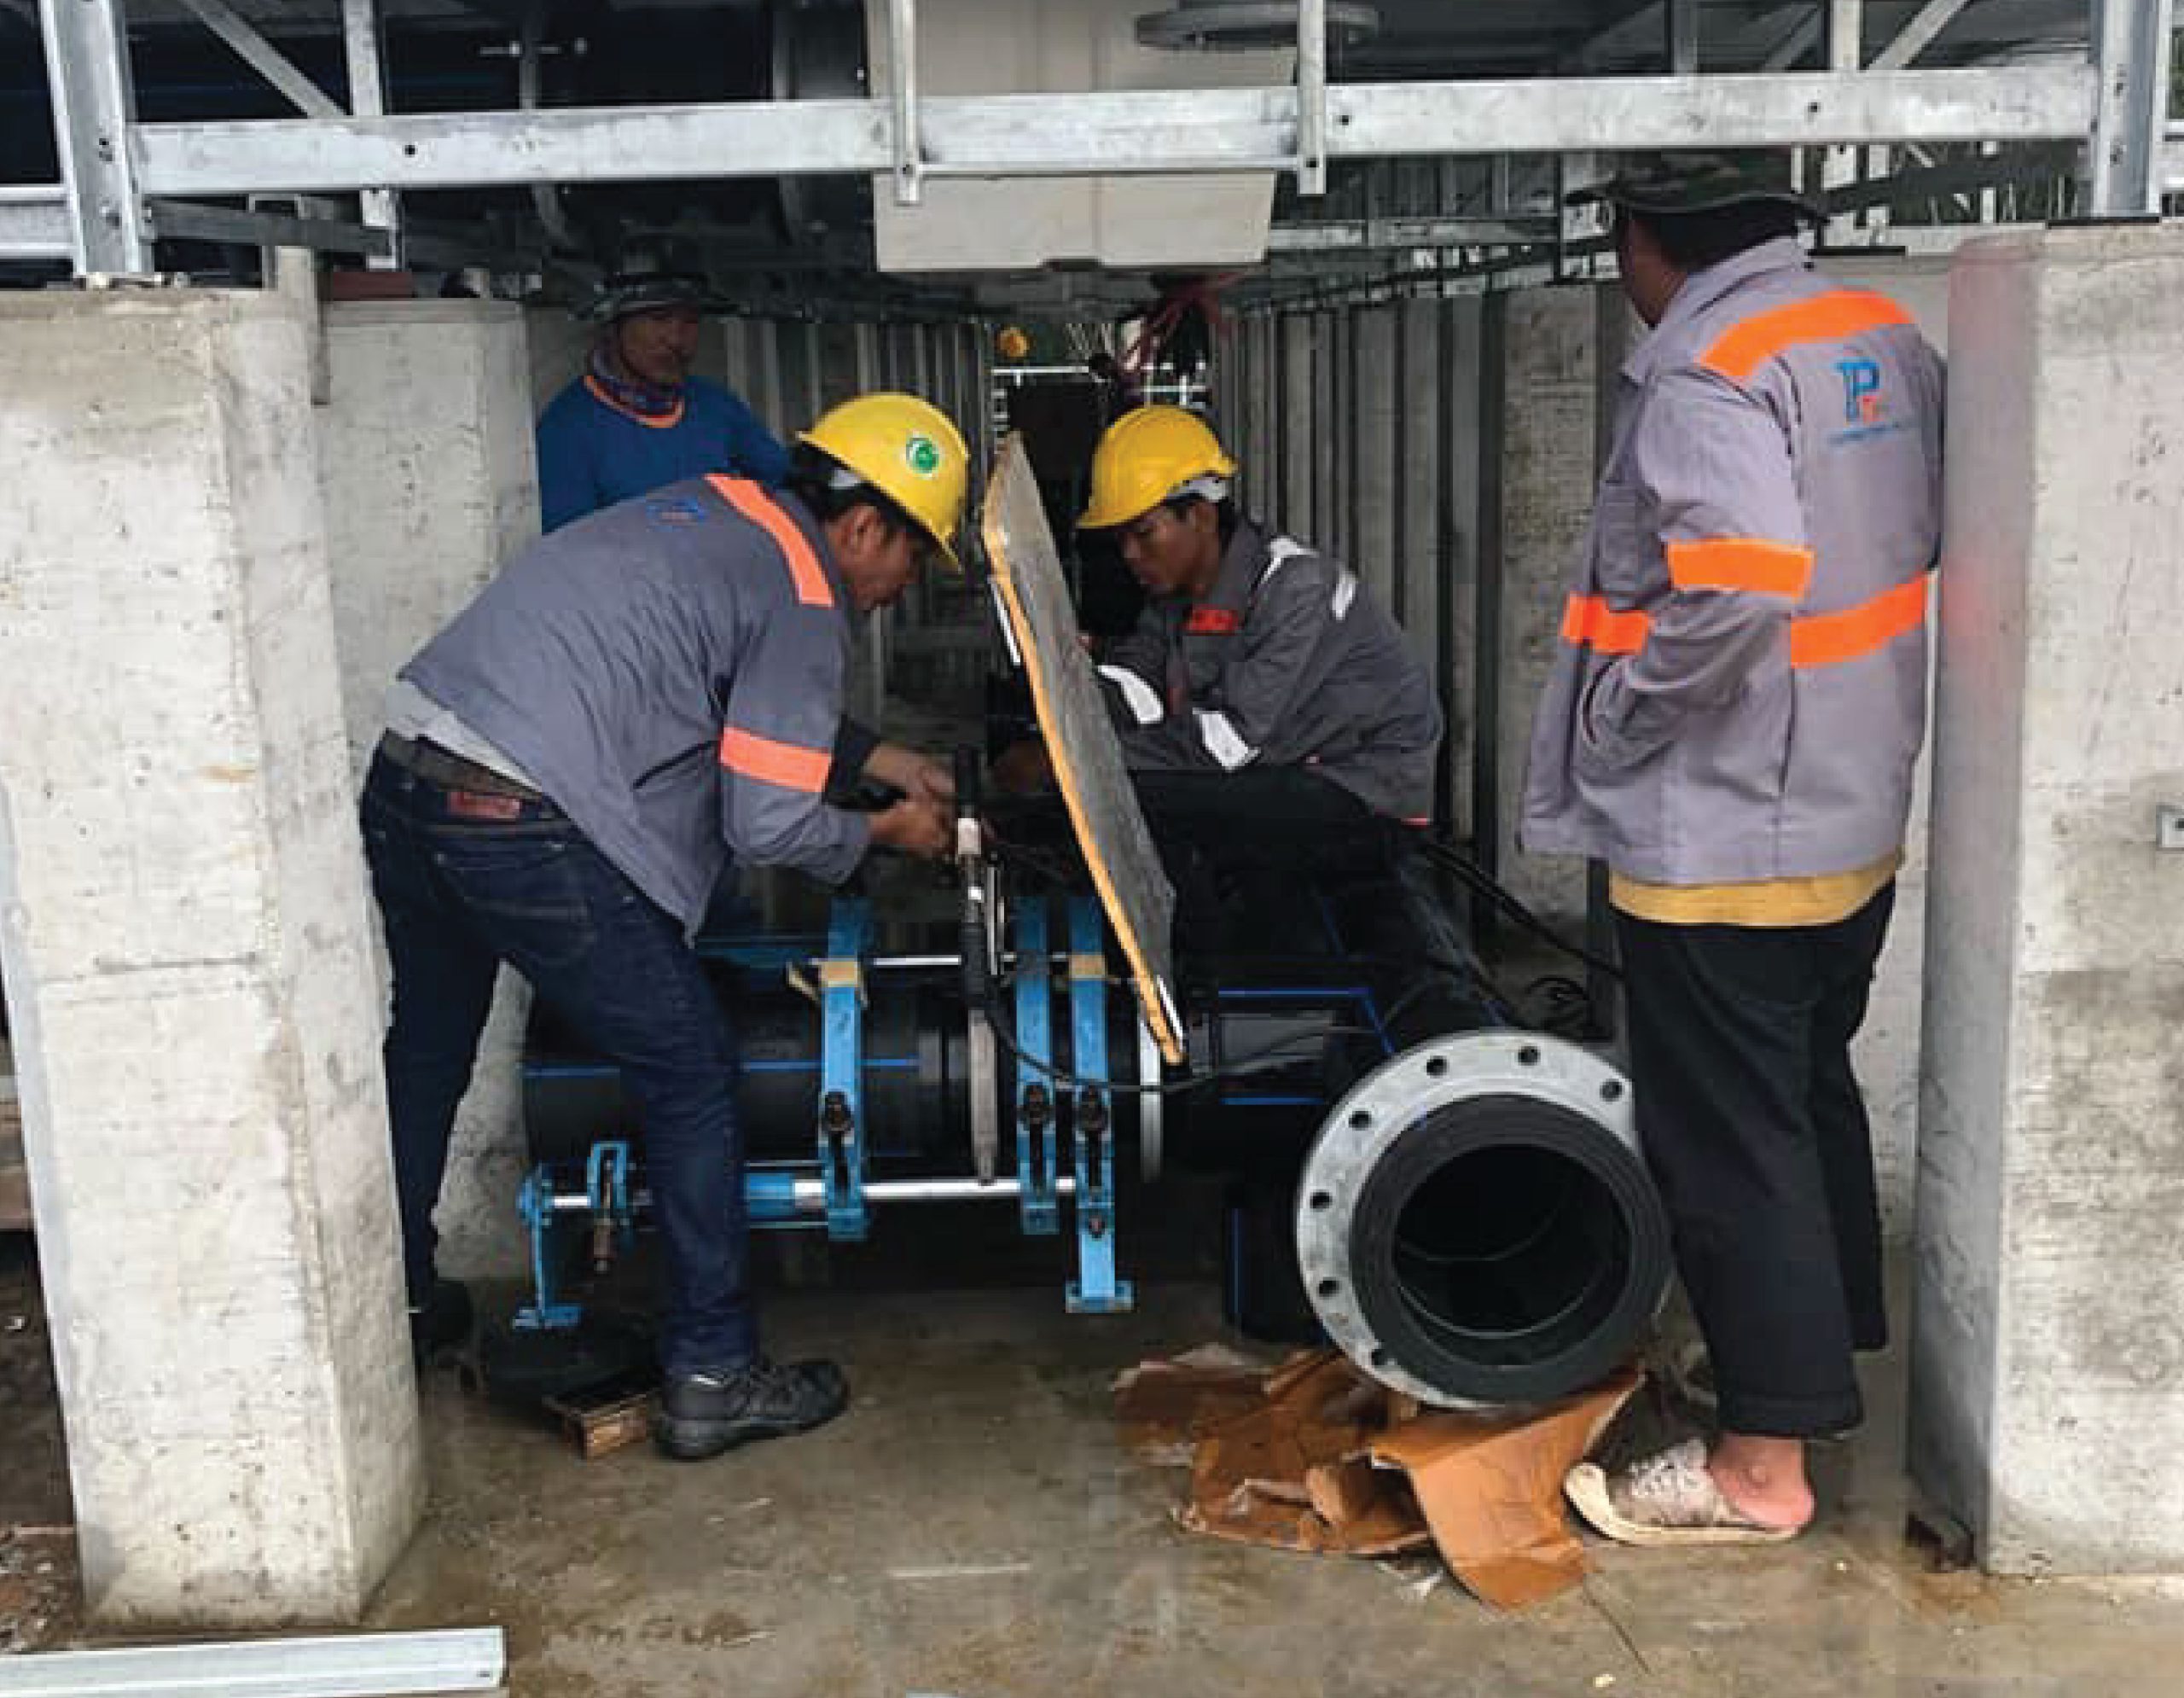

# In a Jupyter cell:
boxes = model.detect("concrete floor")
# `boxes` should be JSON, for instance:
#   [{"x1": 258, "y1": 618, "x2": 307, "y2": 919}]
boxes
[
  {"x1": 358, "y1": 1276, "x2": 2184, "y2": 1698},
  {"x1": 10, "y1": 1228, "x2": 2184, "y2": 1693}
]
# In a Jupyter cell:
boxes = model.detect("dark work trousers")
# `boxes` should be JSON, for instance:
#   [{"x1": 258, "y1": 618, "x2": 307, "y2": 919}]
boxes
[
  {"x1": 1614, "y1": 884, "x2": 1895, "y2": 1439},
  {"x1": 360, "y1": 751, "x2": 755, "y2": 1379}
]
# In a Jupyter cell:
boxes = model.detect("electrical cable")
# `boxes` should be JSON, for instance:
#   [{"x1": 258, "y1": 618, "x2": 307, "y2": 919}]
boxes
[{"x1": 1414, "y1": 835, "x2": 1624, "y2": 980}]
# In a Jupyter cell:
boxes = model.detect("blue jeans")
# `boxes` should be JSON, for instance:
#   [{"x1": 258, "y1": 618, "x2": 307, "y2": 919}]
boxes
[{"x1": 360, "y1": 751, "x2": 755, "y2": 1377}]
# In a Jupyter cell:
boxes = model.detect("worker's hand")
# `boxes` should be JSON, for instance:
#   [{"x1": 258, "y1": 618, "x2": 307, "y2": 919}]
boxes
[
  {"x1": 868, "y1": 794, "x2": 952, "y2": 859},
  {"x1": 990, "y1": 739, "x2": 1055, "y2": 795},
  {"x1": 864, "y1": 741, "x2": 956, "y2": 809}
]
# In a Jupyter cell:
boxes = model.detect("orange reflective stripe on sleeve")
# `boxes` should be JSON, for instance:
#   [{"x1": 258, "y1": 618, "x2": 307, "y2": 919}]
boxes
[
  {"x1": 1698, "y1": 291, "x2": 1914, "y2": 382},
  {"x1": 1664, "y1": 538, "x2": 1815, "y2": 598},
  {"x1": 707, "y1": 475, "x2": 834, "y2": 608},
  {"x1": 1560, "y1": 594, "x2": 1652, "y2": 656},
  {"x1": 1788, "y1": 572, "x2": 1930, "y2": 669},
  {"x1": 718, "y1": 726, "x2": 831, "y2": 794}
]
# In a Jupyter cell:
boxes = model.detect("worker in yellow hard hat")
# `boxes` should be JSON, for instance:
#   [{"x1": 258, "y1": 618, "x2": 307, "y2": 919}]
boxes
[
  {"x1": 365, "y1": 390, "x2": 972, "y2": 1457},
  {"x1": 1029, "y1": 405, "x2": 1442, "y2": 830}
]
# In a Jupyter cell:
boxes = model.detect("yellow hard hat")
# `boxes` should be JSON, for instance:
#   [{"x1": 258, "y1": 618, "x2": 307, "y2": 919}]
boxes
[
  {"x1": 799, "y1": 392, "x2": 972, "y2": 570},
  {"x1": 1077, "y1": 405, "x2": 1237, "y2": 531}
]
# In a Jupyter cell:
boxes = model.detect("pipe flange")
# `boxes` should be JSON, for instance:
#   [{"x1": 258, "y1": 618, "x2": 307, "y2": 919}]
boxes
[{"x1": 1294, "y1": 1030, "x2": 1646, "y2": 1409}]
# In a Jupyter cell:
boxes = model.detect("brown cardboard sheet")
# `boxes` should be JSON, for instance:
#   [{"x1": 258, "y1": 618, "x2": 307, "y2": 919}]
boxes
[{"x1": 1116, "y1": 1347, "x2": 1642, "y2": 1609}]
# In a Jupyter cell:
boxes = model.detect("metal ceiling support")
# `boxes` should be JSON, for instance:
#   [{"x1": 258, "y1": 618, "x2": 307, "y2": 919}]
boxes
[
  {"x1": 1297, "y1": 0, "x2": 1327, "y2": 194},
  {"x1": 2088, "y1": 0, "x2": 2177, "y2": 214},
  {"x1": 1267, "y1": 213, "x2": 1555, "y2": 250},
  {"x1": 0, "y1": 184, "x2": 74, "y2": 260},
  {"x1": 1667, "y1": 0, "x2": 1699, "y2": 73},
  {"x1": 1762, "y1": 13, "x2": 1823, "y2": 70},
  {"x1": 127, "y1": 68, "x2": 2097, "y2": 198},
  {"x1": 340, "y1": 0, "x2": 399, "y2": 264},
  {"x1": 886, "y1": 0, "x2": 921, "y2": 205},
  {"x1": 174, "y1": 0, "x2": 342, "y2": 119},
  {"x1": 37, "y1": 0, "x2": 149, "y2": 273},
  {"x1": 149, "y1": 196, "x2": 393, "y2": 255},
  {"x1": 1869, "y1": 0, "x2": 1976, "y2": 71}
]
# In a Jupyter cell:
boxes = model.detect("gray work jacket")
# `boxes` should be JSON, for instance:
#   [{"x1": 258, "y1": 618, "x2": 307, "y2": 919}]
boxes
[
  {"x1": 1096, "y1": 519, "x2": 1443, "y2": 823},
  {"x1": 1520, "y1": 239, "x2": 1945, "y2": 884},
  {"x1": 402, "y1": 475, "x2": 871, "y2": 932}
]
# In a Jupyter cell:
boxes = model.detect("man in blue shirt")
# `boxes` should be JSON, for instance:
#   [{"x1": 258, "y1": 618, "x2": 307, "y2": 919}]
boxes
[{"x1": 537, "y1": 270, "x2": 792, "y2": 531}]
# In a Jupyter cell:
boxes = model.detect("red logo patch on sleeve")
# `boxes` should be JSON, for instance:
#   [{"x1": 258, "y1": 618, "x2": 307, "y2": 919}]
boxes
[{"x1": 1185, "y1": 607, "x2": 1240, "y2": 636}]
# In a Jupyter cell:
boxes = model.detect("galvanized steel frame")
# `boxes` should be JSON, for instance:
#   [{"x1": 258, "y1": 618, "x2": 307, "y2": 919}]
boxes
[{"x1": 5, "y1": 0, "x2": 2177, "y2": 273}]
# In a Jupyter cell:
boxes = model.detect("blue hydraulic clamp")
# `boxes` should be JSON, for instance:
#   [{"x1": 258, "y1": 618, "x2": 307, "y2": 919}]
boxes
[
  {"x1": 816, "y1": 898, "x2": 872, "y2": 1240},
  {"x1": 1066, "y1": 894, "x2": 1132, "y2": 1313},
  {"x1": 514, "y1": 1138, "x2": 632, "y2": 1331},
  {"x1": 1014, "y1": 896, "x2": 1060, "y2": 1234}
]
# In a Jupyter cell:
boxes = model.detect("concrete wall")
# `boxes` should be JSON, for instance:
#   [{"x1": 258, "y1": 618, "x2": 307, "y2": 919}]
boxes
[
  {"x1": 320, "y1": 301, "x2": 542, "y2": 1281},
  {"x1": 0, "y1": 292, "x2": 421, "y2": 1623},
  {"x1": 1911, "y1": 224, "x2": 2184, "y2": 1574},
  {"x1": 1487, "y1": 284, "x2": 1612, "y2": 928}
]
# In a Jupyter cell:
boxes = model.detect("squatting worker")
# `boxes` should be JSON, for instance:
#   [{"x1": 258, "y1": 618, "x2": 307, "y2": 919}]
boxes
[
  {"x1": 1524, "y1": 154, "x2": 1943, "y2": 1544},
  {"x1": 537, "y1": 269, "x2": 791, "y2": 532},
  {"x1": 1003, "y1": 405, "x2": 1441, "y2": 830},
  {"x1": 363, "y1": 393, "x2": 969, "y2": 1462}
]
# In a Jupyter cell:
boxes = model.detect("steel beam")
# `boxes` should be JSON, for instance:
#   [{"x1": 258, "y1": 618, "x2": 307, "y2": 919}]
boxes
[
  {"x1": 38, "y1": 0, "x2": 148, "y2": 273},
  {"x1": 130, "y1": 69, "x2": 2096, "y2": 199},
  {"x1": 148, "y1": 196, "x2": 393, "y2": 255},
  {"x1": 885, "y1": 0, "x2": 921, "y2": 205},
  {"x1": 1267, "y1": 213, "x2": 1555, "y2": 251},
  {"x1": 1869, "y1": 0, "x2": 1976, "y2": 71},
  {"x1": 1298, "y1": 0, "x2": 1328, "y2": 194},
  {"x1": 0, "y1": 184, "x2": 73, "y2": 260},
  {"x1": 2088, "y1": 0, "x2": 2178, "y2": 215},
  {"x1": 340, "y1": 0, "x2": 399, "y2": 261},
  {"x1": 175, "y1": 0, "x2": 343, "y2": 119},
  {"x1": 1667, "y1": 0, "x2": 1699, "y2": 72},
  {"x1": 0, "y1": 1628, "x2": 503, "y2": 1696}
]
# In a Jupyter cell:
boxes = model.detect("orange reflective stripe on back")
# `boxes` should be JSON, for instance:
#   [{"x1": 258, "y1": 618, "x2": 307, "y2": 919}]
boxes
[
  {"x1": 1698, "y1": 291, "x2": 1914, "y2": 382},
  {"x1": 707, "y1": 475, "x2": 833, "y2": 608},
  {"x1": 1788, "y1": 572, "x2": 1930, "y2": 668},
  {"x1": 1560, "y1": 594, "x2": 1652, "y2": 656},
  {"x1": 718, "y1": 726, "x2": 830, "y2": 794},
  {"x1": 1664, "y1": 538, "x2": 1815, "y2": 598}
]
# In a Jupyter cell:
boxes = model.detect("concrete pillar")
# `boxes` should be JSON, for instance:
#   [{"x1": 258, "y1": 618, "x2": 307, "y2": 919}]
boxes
[
  {"x1": 1911, "y1": 225, "x2": 2184, "y2": 1574},
  {"x1": 1487, "y1": 284, "x2": 1609, "y2": 926},
  {"x1": 320, "y1": 301, "x2": 541, "y2": 1282},
  {"x1": 0, "y1": 292, "x2": 421, "y2": 1624}
]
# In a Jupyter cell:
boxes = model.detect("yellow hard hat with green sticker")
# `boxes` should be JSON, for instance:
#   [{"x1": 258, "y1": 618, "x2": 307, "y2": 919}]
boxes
[{"x1": 799, "y1": 392, "x2": 971, "y2": 570}]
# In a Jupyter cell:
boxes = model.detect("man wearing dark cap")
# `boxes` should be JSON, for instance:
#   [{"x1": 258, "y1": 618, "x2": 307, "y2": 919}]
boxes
[
  {"x1": 1523, "y1": 154, "x2": 1944, "y2": 1545},
  {"x1": 536, "y1": 270, "x2": 792, "y2": 532}
]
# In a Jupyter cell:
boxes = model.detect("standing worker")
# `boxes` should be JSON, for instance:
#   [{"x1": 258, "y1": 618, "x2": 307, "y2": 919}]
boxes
[
  {"x1": 1008, "y1": 405, "x2": 1441, "y2": 831},
  {"x1": 364, "y1": 393, "x2": 967, "y2": 1461},
  {"x1": 1523, "y1": 155, "x2": 1943, "y2": 1544},
  {"x1": 537, "y1": 269, "x2": 792, "y2": 532}
]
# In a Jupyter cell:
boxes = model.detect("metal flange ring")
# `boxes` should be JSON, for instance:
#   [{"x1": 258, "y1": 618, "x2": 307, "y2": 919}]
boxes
[{"x1": 1294, "y1": 1030, "x2": 1668, "y2": 1410}]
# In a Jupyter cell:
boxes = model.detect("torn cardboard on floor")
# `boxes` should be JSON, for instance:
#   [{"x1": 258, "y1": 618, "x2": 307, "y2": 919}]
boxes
[{"x1": 1114, "y1": 1347, "x2": 1641, "y2": 1610}]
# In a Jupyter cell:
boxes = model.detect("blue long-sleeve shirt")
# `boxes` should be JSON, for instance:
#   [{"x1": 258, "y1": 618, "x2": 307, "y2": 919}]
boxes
[{"x1": 536, "y1": 374, "x2": 793, "y2": 532}]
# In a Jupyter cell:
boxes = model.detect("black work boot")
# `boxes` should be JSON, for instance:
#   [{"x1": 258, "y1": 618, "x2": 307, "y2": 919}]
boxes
[
  {"x1": 409, "y1": 1278, "x2": 474, "y2": 1368},
  {"x1": 655, "y1": 1356, "x2": 850, "y2": 1461}
]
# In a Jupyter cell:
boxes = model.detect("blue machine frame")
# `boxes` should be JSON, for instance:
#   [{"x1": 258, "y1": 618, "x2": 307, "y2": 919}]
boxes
[{"x1": 515, "y1": 888, "x2": 1143, "y2": 1329}]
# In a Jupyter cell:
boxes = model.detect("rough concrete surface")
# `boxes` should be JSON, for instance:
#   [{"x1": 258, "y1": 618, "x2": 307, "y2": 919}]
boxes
[
  {"x1": 1914, "y1": 224, "x2": 2184, "y2": 1575},
  {"x1": 0, "y1": 292, "x2": 421, "y2": 1623},
  {"x1": 321, "y1": 300, "x2": 542, "y2": 1283}
]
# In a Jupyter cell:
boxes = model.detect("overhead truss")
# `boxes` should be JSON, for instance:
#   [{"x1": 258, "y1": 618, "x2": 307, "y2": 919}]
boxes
[{"x1": 4, "y1": 0, "x2": 2178, "y2": 278}]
